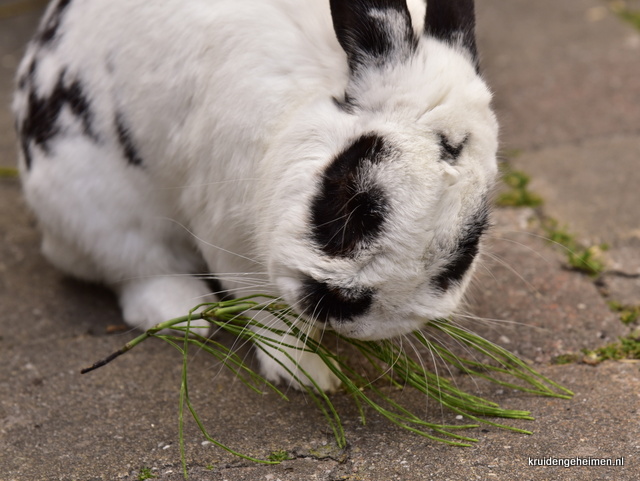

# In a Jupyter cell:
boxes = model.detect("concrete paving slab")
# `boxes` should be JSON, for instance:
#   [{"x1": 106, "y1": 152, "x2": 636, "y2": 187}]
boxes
[
  {"x1": 477, "y1": 0, "x2": 640, "y2": 150},
  {"x1": 469, "y1": 208, "x2": 628, "y2": 363}
]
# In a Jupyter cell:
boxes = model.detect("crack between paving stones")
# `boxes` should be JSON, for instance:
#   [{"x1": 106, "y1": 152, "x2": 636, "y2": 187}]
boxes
[
  {"x1": 601, "y1": 270, "x2": 640, "y2": 279},
  {"x1": 171, "y1": 453, "x2": 346, "y2": 476},
  {"x1": 290, "y1": 452, "x2": 349, "y2": 464}
]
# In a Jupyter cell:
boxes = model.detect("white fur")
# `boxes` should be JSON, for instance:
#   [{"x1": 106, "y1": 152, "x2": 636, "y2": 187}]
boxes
[{"x1": 14, "y1": 0, "x2": 498, "y2": 392}]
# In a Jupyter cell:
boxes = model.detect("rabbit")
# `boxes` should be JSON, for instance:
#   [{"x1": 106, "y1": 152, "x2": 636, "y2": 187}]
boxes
[{"x1": 13, "y1": 0, "x2": 498, "y2": 392}]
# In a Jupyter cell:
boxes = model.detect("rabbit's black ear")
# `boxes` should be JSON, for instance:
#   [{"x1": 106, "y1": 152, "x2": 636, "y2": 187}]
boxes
[
  {"x1": 330, "y1": 0, "x2": 415, "y2": 74},
  {"x1": 424, "y1": 0, "x2": 478, "y2": 69}
]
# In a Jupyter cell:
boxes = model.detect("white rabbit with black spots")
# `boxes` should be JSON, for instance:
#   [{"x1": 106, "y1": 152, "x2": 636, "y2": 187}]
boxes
[{"x1": 13, "y1": 0, "x2": 498, "y2": 392}]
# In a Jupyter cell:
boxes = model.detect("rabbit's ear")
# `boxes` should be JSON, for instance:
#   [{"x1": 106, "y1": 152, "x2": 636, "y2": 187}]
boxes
[
  {"x1": 424, "y1": 0, "x2": 478, "y2": 69},
  {"x1": 329, "y1": 0, "x2": 415, "y2": 74}
]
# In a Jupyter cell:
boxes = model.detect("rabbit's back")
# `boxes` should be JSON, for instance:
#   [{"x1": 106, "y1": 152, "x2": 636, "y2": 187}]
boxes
[{"x1": 14, "y1": 0, "x2": 348, "y2": 182}]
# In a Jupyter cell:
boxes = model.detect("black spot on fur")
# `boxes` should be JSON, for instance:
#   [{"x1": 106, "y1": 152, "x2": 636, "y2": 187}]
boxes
[
  {"x1": 424, "y1": 0, "x2": 479, "y2": 71},
  {"x1": 204, "y1": 278, "x2": 234, "y2": 302},
  {"x1": 17, "y1": 58, "x2": 37, "y2": 90},
  {"x1": 300, "y1": 276, "x2": 374, "y2": 323},
  {"x1": 332, "y1": 93, "x2": 357, "y2": 113},
  {"x1": 438, "y1": 133, "x2": 468, "y2": 164},
  {"x1": 433, "y1": 202, "x2": 489, "y2": 291},
  {"x1": 115, "y1": 113, "x2": 143, "y2": 167},
  {"x1": 38, "y1": 0, "x2": 73, "y2": 45},
  {"x1": 20, "y1": 71, "x2": 95, "y2": 169},
  {"x1": 330, "y1": 0, "x2": 416, "y2": 73},
  {"x1": 20, "y1": 135, "x2": 33, "y2": 170},
  {"x1": 311, "y1": 134, "x2": 390, "y2": 257}
]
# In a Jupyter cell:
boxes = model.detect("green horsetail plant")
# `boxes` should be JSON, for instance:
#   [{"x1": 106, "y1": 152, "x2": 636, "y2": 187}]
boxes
[
  {"x1": 82, "y1": 295, "x2": 573, "y2": 478},
  {"x1": 0, "y1": 166, "x2": 19, "y2": 178}
]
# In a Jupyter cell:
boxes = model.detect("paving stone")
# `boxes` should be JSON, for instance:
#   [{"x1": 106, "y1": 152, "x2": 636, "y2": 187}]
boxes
[{"x1": 477, "y1": 0, "x2": 640, "y2": 150}]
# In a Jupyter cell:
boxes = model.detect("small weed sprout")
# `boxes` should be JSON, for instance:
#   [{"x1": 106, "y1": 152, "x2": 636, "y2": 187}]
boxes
[
  {"x1": 581, "y1": 330, "x2": 640, "y2": 365},
  {"x1": 83, "y1": 296, "x2": 573, "y2": 478},
  {"x1": 609, "y1": 2, "x2": 640, "y2": 30},
  {"x1": 552, "y1": 299, "x2": 640, "y2": 366},
  {"x1": 137, "y1": 467, "x2": 157, "y2": 481},
  {"x1": 608, "y1": 301, "x2": 640, "y2": 325},
  {"x1": 268, "y1": 450, "x2": 293, "y2": 462},
  {"x1": 540, "y1": 218, "x2": 607, "y2": 276},
  {"x1": 551, "y1": 353, "x2": 582, "y2": 366},
  {"x1": 0, "y1": 166, "x2": 19, "y2": 179},
  {"x1": 495, "y1": 168, "x2": 543, "y2": 208}
]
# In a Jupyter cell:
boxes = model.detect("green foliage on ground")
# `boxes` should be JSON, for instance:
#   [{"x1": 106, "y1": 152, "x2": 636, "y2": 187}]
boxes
[
  {"x1": 496, "y1": 168, "x2": 544, "y2": 208},
  {"x1": 268, "y1": 450, "x2": 293, "y2": 462},
  {"x1": 0, "y1": 167, "x2": 19, "y2": 179},
  {"x1": 614, "y1": 4, "x2": 640, "y2": 30},
  {"x1": 608, "y1": 301, "x2": 640, "y2": 325},
  {"x1": 137, "y1": 467, "x2": 157, "y2": 481},
  {"x1": 540, "y1": 218, "x2": 608, "y2": 277},
  {"x1": 582, "y1": 331, "x2": 640, "y2": 364}
]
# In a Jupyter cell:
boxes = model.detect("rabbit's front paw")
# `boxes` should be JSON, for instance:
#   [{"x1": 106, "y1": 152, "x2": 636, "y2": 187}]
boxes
[
  {"x1": 256, "y1": 343, "x2": 342, "y2": 393},
  {"x1": 118, "y1": 277, "x2": 214, "y2": 334}
]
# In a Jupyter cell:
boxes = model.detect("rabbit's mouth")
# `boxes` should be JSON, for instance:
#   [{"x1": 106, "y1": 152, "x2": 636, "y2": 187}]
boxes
[
  {"x1": 275, "y1": 273, "x2": 374, "y2": 324},
  {"x1": 275, "y1": 268, "x2": 466, "y2": 340},
  {"x1": 324, "y1": 311, "x2": 436, "y2": 342},
  {"x1": 298, "y1": 275, "x2": 375, "y2": 324},
  {"x1": 286, "y1": 275, "x2": 443, "y2": 341}
]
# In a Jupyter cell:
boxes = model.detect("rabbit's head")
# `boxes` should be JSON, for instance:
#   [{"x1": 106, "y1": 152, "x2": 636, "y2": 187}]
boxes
[{"x1": 260, "y1": 0, "x2": 498, "y2": 340}]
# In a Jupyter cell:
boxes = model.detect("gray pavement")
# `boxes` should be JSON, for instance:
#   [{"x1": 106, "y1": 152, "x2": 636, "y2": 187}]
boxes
[{"x1": 1, "y1": 1, "x2": 639, "y2": 480}]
